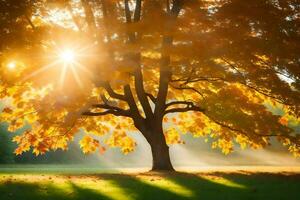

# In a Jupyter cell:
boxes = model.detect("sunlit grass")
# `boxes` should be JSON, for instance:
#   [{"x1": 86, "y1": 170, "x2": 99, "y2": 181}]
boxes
[
  {"x1": 200, "y1": 174, "x2": 246, "y2": 189},
  {"x1": 137, "y1": 174, "x2": 194, "y2": 197}
]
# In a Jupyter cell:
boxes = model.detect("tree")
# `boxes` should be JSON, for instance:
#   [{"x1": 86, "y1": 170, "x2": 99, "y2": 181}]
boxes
[
  {"x1": 0, "y1": 124, "x2": 15, "y2": 163},
  {"x1": 0, "y1": 0, "x2": 299, "y2": 171}
]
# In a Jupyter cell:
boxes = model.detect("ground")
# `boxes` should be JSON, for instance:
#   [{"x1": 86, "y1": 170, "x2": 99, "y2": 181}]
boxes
[{"x1": 0, "y1": 165, "x2": 300, "y2": 200}]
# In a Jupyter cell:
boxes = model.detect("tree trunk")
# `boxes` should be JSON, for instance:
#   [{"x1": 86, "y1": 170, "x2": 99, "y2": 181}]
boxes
[
  {"x1": 143, "y1": 125, "x2": 174, "y2": 171},
  {"x1": 150, "y1": 138, "x2": 174, "y2": 171}
]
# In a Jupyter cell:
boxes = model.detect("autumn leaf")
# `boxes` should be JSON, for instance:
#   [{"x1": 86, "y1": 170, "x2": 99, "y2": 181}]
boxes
[
  {"x1": 279, "y1": 117, "x2": 289, "y2": 126},
  {"x1": 79, "y1": 136, "x2": 100, "y2": 154}
]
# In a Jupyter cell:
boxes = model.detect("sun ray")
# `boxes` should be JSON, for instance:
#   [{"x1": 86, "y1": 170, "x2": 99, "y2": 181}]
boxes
[
  {"x1": 70, "y1": 64, "x2": 83, "y2": 88},
  {"x1": 22, "y1": 60, "x2": 61, "y2": 82},
  {"x1": 59, "y1": 63, "x2": 68, "y2": 87},
  {"x1": 76, "y1": 43, "x2": 97, "y2": 54},
  {"x1": 72, "y1": 61, "x2": 93, "y2": 78},
  {"x1": 20, "y1": 44, "x2": 94, "y2": 88}
]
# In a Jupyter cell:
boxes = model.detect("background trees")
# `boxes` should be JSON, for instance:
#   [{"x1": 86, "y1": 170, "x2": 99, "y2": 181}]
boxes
[
  {"x1": 0, "y1": 124, "x2": 99, "y2": 164},
  {"x1": 0, "y1": 0, "x2": 299, "y2": 170}
]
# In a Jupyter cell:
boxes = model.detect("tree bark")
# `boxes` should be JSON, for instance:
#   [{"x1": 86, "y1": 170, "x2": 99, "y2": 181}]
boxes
[
  {"x1": 149, "y1": 137, "x2": 174, "y2": 171},
  {"x1": 140, "y1": 123, "x2": 174, "y2": 171}
]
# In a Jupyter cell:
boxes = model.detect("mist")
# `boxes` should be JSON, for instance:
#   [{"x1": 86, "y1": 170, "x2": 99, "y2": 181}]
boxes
[{"x1": 56, "y1": 131, "x2": 300, "y2": 169}]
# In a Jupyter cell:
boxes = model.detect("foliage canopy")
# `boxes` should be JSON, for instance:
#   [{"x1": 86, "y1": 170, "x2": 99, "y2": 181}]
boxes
[{"x1": 0, "y1": 0, "x2": 299, "y2": 169}]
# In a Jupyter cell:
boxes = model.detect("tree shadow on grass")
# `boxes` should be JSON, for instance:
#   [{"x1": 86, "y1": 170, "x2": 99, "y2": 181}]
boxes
[
  {"x1": 88, "y1": 173, "x2": 252, "y2": 200},
  {"x1": 69, "y1": 182, "x2": 113, "y2": 200},
  {"x1": 0, "y1": 181, "x2": 113, "y2": 200},
  {"x1": 167, "y1": 172, "x2": 300, "y2": 200},
  {"x1": 166, "y1": 172, "x2": 248, "y2": 200},
  {"x1": 97, "y1": 174, "x2": 192, "y2": 200},
  {"x1": 215, "y1": 172, "x2": 300, "y2": 199},
  {"x1": 0, "y1": 172, "x2": 299, "y2": 200},
  {"x1": 0, "y1": 181, "x2": 67, "y2": 200}
]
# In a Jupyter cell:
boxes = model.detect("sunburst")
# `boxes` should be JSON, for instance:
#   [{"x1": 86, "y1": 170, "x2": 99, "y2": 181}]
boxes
[
  {"x1": 59, "y1": 50, "x2": 76, "y2": 63},
  {"x1": 22, "y1": 43, "x2": 95, "y2": 88}
]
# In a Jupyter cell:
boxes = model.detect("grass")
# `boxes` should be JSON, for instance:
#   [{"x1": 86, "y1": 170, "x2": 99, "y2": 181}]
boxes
[{"x1": 0, "y1": 165, "x2": 300, "y2": 200}]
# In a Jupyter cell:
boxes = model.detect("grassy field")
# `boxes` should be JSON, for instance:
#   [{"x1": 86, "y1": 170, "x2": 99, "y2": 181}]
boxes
[{"x1": 0, "y1": 165, "x2": 300, "y2": 200}]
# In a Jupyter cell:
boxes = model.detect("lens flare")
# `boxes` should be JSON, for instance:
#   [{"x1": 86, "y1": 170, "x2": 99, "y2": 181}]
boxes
[{"x1": 60, "y1": 50, "x2": 75, "y2": 63}]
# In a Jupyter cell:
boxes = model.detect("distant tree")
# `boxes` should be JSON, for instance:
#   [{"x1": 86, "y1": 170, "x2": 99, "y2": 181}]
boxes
[
  {"x1": 0, "y1": 125, "x2": 14, "y2": 163},
  {"x1": 0, "y1": 0, "x2": 299, "y2": 171}
]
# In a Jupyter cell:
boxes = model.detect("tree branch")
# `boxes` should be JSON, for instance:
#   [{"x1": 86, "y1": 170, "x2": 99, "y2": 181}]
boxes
[
  {"x1": 171, "y1": 77, "x2": 225, "y2": 84},
  {"x1": 100, "y1": 82, "x2": 127, "y2": 101},
  {"x1": 170, "y1": 84, "x2": 205, "y2": 98},
  {"x1": 133, "y1": 0, "x2": 142, "y2": 22},
  {"x1": 220, "y1": 59, "x2": 293, "y2": 106},
  {"x1": 124, "y1": 0, "x2": 153, "y2": 118},
  {"x1": 165, "y1": 101, "x2": 193, "y2": 108},
  {"x1": 124, "y1": 0, "x2": 132, "y2": 23},
  {"x1": 81, "y1": 0, "x2": 97, "y2": 34},
  {"x1": 66, "y1": 2, "x2": 82, "y2": 31},
  {"x1": 204, "y1": 113, "x2": 281, "y2": 137},
  {"x1": 164, "y1": 101, "x2": 205, "y2": 115},
  {"x1": 124, "y1": 85, "x2": 145, "y2": 121},
  {"x1": 240, "y1": 83, "x2": 293, "y2": 106},
  {"x1": 166, "y1": 0, "x2": 170, "y2": 13},
  {"x1": 134, "y1": 63, "x2": 154, "y2": 118},
  {"x1": 92, "y1": 104, "x2": 125, "y2": 112},
  {"x1": 82, "y1": 109, "x2": 130, "y2": 117},
  {"x1": 146, "y1": 93, "x2": 156, "y2": 103},
  {"x1": 155, "y1": 0, "x2": 184, "y2": 118},
  {"x1": 82, "y1": 103, "x2": 131, "y2": 117}
]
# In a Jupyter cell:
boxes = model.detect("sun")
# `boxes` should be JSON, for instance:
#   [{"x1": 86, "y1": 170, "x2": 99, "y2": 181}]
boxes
[
  {"x1": 7, "y1": 61, "x2": 17, "y2": 70},
  {"x1": 59, "y1": 49, "x2": 75, "y2": 63}
]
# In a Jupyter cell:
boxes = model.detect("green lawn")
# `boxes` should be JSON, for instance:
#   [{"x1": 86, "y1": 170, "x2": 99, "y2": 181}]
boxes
[{"x1": 0, "y1": 166, "x2": 300, "y2": 200}]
